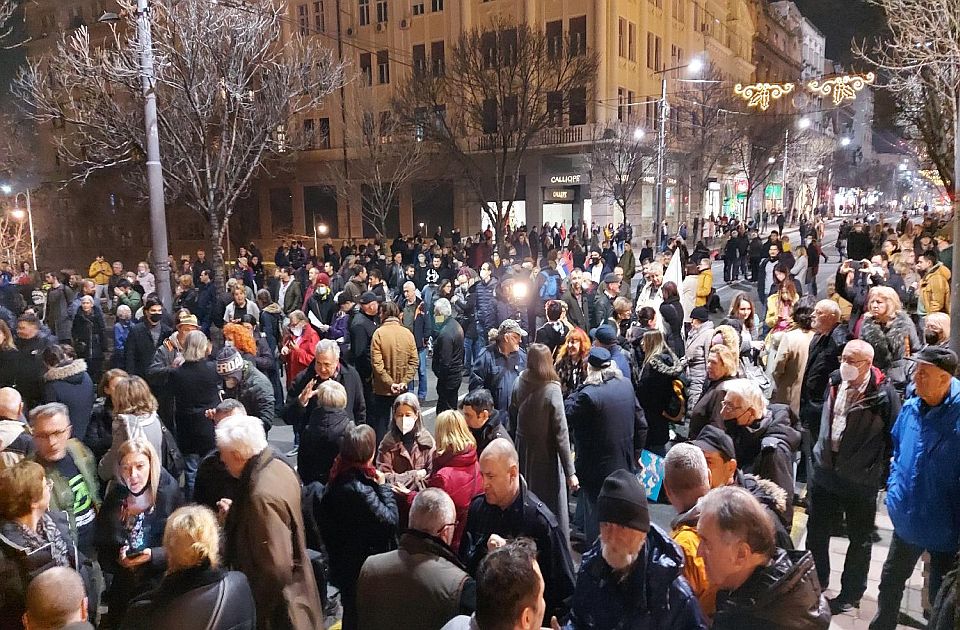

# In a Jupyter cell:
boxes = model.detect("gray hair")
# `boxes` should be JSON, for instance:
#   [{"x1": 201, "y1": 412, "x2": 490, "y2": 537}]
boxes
[
  {"x1": 315, "y1": 338, "x2": 341, "y2": 360},
  {"x1": 584, "y1": 362, "x2": 622, "y2": 386},
  {"x1": 699, "y1": 486, "x2": 776, "y2": 558},
  {"x1": 722, "y1": 378, "x2": 768, "y2": 419},
  {"x1": 215, "y1": 415, "x2": 268, "y2": 461},
  {"x1": 664, "y1": 443, "x2": 710, "y2": 494},
  {"x1": 28, "y1": 402, "x2": 70, "y2": 426},
  {"x1": 392, "y1": 392, "x2": 421, "y2": 418},
  {"x1": 182, "y1": 330, "x2": 210, "y2": 362},
  {"x1": 316, "y1": 380, "x2": 348, "y2": 409},
  {"x1": 288, "y1": 309, "x2": 307, "y2": 324},
  {"x1": 409, "y1": 488, "x2": 456, "y2": 535},
  {"x1": 116, "y1": 305, "x2": 132, "y2": 319},
  {"x1": 433, "y1": 297, "x2": 452, "y2": 318},
  {"x1": 79, "y1": 295, "x2": 94, "y2": 305}
]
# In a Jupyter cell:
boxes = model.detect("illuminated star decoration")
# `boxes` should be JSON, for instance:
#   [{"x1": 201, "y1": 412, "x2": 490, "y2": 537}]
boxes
[
  {"x1": 733, "y1": 82, "x2": 795, "y2": 111},
  {"x1": 807, "y1": 72, "x2": 876, "y2": 106}
]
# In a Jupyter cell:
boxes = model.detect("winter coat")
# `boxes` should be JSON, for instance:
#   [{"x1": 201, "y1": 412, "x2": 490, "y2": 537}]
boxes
[
  {"x1": 125, "y1": 322, "x2": 174, "y2": 379},
  {"x1": 469, "y1": 344, "x2": 527, "y2": 412},
  {"x1": 728, "y1": 403, "x2": 802, "y2": 503},
  {"x1": 258, "y1": 303, "x2": 284, "y2": 355},
  {"x1": 433, "y1": 317, "x2": 465, "y2": 382},
  {"x1": 694, "y1": 269, "x2": 713, "y2": 307},
  {"x1": 565, "y1": 371, "x2": 647, "y2": 497},
  {"x1": 813, "y1": 367, "x2": 900, "y2": 498},
  {"x1": 169, "y1": 359, "x2": 221, "y2": 456},
  {"x1": 95, "y1": 470, "x2": 183, "y2": 622},
  {"x1": 298, "y1": 406, "x2": 352, "y2": 485},
  {"x1": 886, "y1": 377, "x2": 960, "y2": 553},
  {"x1": 348, "y1": 311, "x2": 379, "y2": 381},
  {"x1": 224, "y1": 361, "x2": 276, "y2": 431},
  {"x1": 222, "y1": 449, "x2": 323, "y2": 630},
  {"x1": 919, "y1": 261, "x2": 951, "y2": 314},
  {"x1": 284, "y1": 361, "x2": 366, "y2": 429},
  {"x1": 84, "y1": 397, "x2": 113, "y2": 460},
  {"x1": 0, "y1": 418, "x2": 34, "y2": 468},
  {"x1": 460, "y1": 479, "x2": 575, "y2": 622},
  {"x1": 508, "y1": 375, "x2": 575, "y2": 542},
  {"x1": 660, "y1": 296, "x2": 686, "y2": 357},
  {"x1": 770, "y1": 327, "x2": 815, "y2": 415},
  {"x1": 377, "y1": 419, "x2": 436, "y2": 491},
  {"x1": 122, "y1": 563, "x2": 256, "y2": 630},
  {"x1": 306, "y1": 289, "x2": 337, "y2": 329},
  {"x1": 857, "y1": 309, "x2": 919, "y2": 392},
  {"x1": 72, "y1": 310, "x2": 107, "y2": 361},
  {"x1": 424, "y1": 447, "x2": 482, "y2": 552},
  {"x1": 99, "y1": 411, "x2": 165, "y2": 481},
  {"x1": 670, "y1": 501, "x2": 717, "y2": 618},
  {"x1": 281, "y1": 324, "x2": 319, "y2": 387},
  {"x1": 637, "y1": 352, "x2": 688, "y2": 448},
  {"x1": 317, "y1": 467, "x2": 399, "y2": 590},
  {"x1": 42, "y1": 359, "x2": 96, "y2": 441},
  {"x1": 713, "y1": 549, "x2": 830, "y2": 630},
  {"x1": 560, "y1": 289, "x2": 591, "y2": 331},
  {"x1": 14, "y1": 332, "x2": 54, "y2": 408},
  {"x1": 565, "y1": 525, "x2": 708, "y2": 630},
  {"x1": 370, "y1": 318, "x2": 419, "y2": 396},
  {"x1": 45, "y1": 283, "x2": 75, "y2": 342},
  {"x1": 799, "y1": 323, "x2": 849, "y2": 430},
  {"x1": 358, "y1": 530, "x2": 474, "y2": 630},
  {"x1": 684, "y1": 321, "x2": 716, "y2": 408}
]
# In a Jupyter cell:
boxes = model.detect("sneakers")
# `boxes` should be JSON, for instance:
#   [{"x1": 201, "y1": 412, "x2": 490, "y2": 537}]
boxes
[
  {"x1": 285, "y1": 446, "x2": 299, "y2": 457},
  {"x1": 828, "y1": 596, "x2": 860, "y2": 615}
]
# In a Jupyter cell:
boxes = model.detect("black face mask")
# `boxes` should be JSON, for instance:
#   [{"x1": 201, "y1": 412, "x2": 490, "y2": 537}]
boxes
[
  {"x1": 147, "y1": 312, "x2": 163, "y2": 324},
  {"x1": 925, "y1": 330, "x2": 942, "y2": 346}
]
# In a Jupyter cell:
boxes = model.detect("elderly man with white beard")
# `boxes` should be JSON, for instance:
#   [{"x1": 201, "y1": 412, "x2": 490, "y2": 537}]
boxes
[{"x1": 561, "y1": 470, "x2": 708, "y2": 629}]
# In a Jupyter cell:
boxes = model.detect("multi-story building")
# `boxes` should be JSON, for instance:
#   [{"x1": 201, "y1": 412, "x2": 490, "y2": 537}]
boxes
[{"x1": 23, "y1": 0, "x2": 758, "y2": 260}]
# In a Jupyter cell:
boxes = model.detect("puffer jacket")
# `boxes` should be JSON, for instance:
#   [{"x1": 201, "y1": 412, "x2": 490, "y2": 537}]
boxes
[
  {"x1": 713, "y1": 549, "x2": 830, "y2": 630},
  {"x1": 99, "y1": 411, "x2": 164, "y2": 481},
  {"x1": 298, "y1": 406, "x2": 353, "y2": 485},
  {"x1": 637, "y1": 353, "x2": 688, "y2": 448},
  {"x1": 224, "y1": 361, "x2": 276, "y2": 432},
  {"x1": 886, "y1": 377, "x2": 960, "y2": 553},
  {"x1": 813, "y1": 367, "x2": 900, "y2": 498},
  {"x1": 919, "y1": 261, "x2": 951, "y2": 315},
  {"x1": 424, "y1": 447, "x2": 482, "y2": 552},
  {"x1": 684, "y1": 321, "x2": 715, "y2": 408},
  {"x1": 565, "y1": 524, "x2": 708, "y2": 630},
  {"x1": 857, "y1": 309, "x2": 920, "y2": 392},
  {"x1": 42, "y1": 359, "x2": 96, "y2": 442},
  {"x1": 727, "y1": 403, "x2": 802, "y2": 510}
]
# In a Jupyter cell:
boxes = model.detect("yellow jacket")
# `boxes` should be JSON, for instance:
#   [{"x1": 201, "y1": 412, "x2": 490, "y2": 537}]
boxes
[
  {"x1": 671, "y1": 525, "x2": 716, "y2": 618},
  {"x1": 88, "y1": 260, "x2": 112, "y2": 285},
  {"x1": 694, "y1": 269, "x2": 713, "y2": 307},
  {"x1": 919, "y1": 262, "x2": 951, "y2": 314}
]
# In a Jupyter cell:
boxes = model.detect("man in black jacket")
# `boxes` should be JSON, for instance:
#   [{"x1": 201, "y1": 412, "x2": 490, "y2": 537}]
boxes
[
  {"x1": 123, "y1": 297, "x2": 174, "y2": 379},
  {"x1": 348, "y1": 292, "x2": 380, "y2": 410},
  {"x1": 433, "y1": 298, "x2": 464, "y2": 413},
  {"x1": 285, "y1": 338, "x2": 367, "y2": 428},
  {"x1": 460, "y1": 438, "x2": 575, "y2": 624},
  {"x1": 459, "y1": 389, "x2": 511, "y2": 454}
]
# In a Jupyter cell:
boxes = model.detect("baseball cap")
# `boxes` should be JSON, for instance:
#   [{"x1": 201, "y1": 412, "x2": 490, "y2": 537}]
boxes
[
  {"x1": 359, "y1": 291, "x2": 380, "y2": 305},
  {"x1": 910, "y1": 345, "x2": 959, "y2": 376},
  {"x1": 691, "y1": 425, "x2": 736, "y2": 462},
  {"x1": 498, "y1": 319, "x2": 528, "y2": 337}
]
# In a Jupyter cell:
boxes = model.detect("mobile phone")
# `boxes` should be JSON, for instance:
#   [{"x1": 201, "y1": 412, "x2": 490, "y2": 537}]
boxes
[{"x1": 125, "y1": 548, "x2": 146, "y2": 559}]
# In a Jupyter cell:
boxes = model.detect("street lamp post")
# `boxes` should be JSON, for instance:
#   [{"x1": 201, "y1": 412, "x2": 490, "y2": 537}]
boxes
[{"x1": 100, "y1": 0, "x2": 172, "y2": 310}]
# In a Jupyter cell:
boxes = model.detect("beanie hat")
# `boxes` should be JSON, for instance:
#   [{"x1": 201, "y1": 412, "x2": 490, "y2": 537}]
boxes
[
  {"x1": 597, "y1": 469, "x2": 650, "y2": 532},
  {"x1": 317, "y1": 272, "x2": 331, "y2": 286},
  {"x1": 216, "y1": 346, "x2": 244, "y2": 377}
]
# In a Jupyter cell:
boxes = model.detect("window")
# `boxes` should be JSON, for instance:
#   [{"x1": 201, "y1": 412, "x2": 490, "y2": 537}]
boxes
[
  {"x1": 481, "y1": 31, "x2": 497, "y2": 68},
  {"x1": 546, "y1": 20, "x2": 562, "y2": 60},
  {"x1": 376, "y1": 0, "x2": 387, "y2": 23},
  {"x1": 377, "y1": 49, "x2": 390, "y2": 84},
  {"x1": 569, "y1": 87, "x2": 586, "y2": 125},
  {"x1": 413, "y1": 2, "x2": 424, "y2": 15},
  {"x1": 547, "y1": 91, "x2": 564, "y2": 126},
  {"x1": 672, "y1": 0, "x2": 684, "y2": 22},
  {"x1": 646, "y1": 32, "x2": 662, "y2": 70},
  {"x1": 312, "y1": 1, "x2": 324, "y2": 32},
  {"x1": 618, "y1": 18, "x2": 626, "y2": 58},
  {"x1": 569, "y1": 16, "x2": 587, "y2": 56},
  {"x1": 503, "y1": 96, "x2": 518, "y2": 130},
  {"x1": 303, "y1": 118, "x2": 314, "y2": 146},
  {"x1": 379, "y1": 111, "x2": 393, "y2": 140},
  {"x1": 361, "y1": 112, "x2": 375, "y2": 137},
  {"x1": 431, "y1": 41, "x2": 445, "y2": 77},
  {"x1": 433, "y1": 104, "x2": 447, "y2": 130},
  {"x1": 481, "y1": 98, "x2": 497, "y2": 134},
  {"x1": 627, "y1": 90, "x2": 635, "y2": 120},
  {"x1": 358, "y1": 0, "x2": 370, "y2": 26},
  {"x1": 297, "y1": 4, "x2": 309, "y2": 35},
  {"x1": 360, "y1": 52, "x2": 372, "y2": 85},
  {"x1": 618, "y1": 87, "x2": 626, "y2": 121},
  {"x1": 501, "y1": 28, "x2": 518, "y2": 66},
  {"x1": 414, "y1": 107, "x2": 428, "y2": 140},
  {"x1": 317, "y1": 118, "x2": 331, "y2": 148},
  {"x1": 412, "y1": 44, "x2": 427, "y2": 76},
  {"x1": 628, "y1": 23, "x2": 636, "y2": 61},
  {"x1": 432, "y1": 0, "x2": 443, "y2": 11},
  {"x1": 645, "y1": 101, "x2": 656, "y2": 127}
]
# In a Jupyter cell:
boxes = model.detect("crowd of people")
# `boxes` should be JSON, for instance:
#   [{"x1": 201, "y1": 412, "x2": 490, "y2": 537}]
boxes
[{"x1": 0, "y1": 210, "x2": 958, "y2": 630}]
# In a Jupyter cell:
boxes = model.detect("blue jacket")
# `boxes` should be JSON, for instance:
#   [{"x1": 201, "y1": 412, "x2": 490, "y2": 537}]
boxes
[
  {"x1": 886, "y1": 378, "x2": 960, "y2": 553},
  {"x1": 565, "y1": 525, "x2": 708, "y2": 630},
  {"x1": 469, "y1": 343, "x2": 527, "y2": 413}
]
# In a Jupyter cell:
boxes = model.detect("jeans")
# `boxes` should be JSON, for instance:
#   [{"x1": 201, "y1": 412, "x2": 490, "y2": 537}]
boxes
[
  {"x1": 416, "y1": 348, "x2": 428, "y2": 399},
  {"x1": 370, "y1": 393, "x2": 399, "y2": 444},
  {"x1": 183, "y1": 453, "x2": 202, "y2": 502},
  {"x1": 806, "y1": 482, "x2": 877, "y2": 601},
  {"x1": 870, "y1": 532, "x2": 956, "y2": 629},
  {"x1": 94, "y1": 283, "x2": 110, "y2": 309},
  {"x1": 464, "y1": 337, "x2": 478, "y2": 379}
]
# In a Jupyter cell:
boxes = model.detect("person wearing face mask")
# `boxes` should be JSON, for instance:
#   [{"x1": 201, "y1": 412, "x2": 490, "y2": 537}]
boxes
[
  {"x1": 923, "y1": 312, "x2": 950, "y2": 349},
  {"x1": 124, "y1": 297, "x2": 174, "y2": 379},
  {"x1": 805, "y1": 340, "x2": 900, "y2": 616},
  {"x1": 214, "y1": 347, "x2": 275, "y2": 436},
  {"x1": 376, "y1": 394, "x2": 435, "y2": 521}
]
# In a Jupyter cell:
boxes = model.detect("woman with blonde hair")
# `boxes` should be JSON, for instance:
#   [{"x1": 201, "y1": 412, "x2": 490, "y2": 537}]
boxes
[
  {"x1": 509, "y1": 343, "x2": 577, "y2": 541},
  {"x1": 636, "y1": 330, "x2": 687, "y2": 455},
  {"x1": 555, "y1": 327, "x2": 591, "y2": 396},
  {"x1": 121, "y1": 505, "x2": 255, "y2": 630},
  {"x1": 688, "y1": 343, "x2": 740, "y2": 438},
  {"x1": 858, "y1": 284, "x2": 919, "y2": 392},
  {"x1": 95, "y1": 438, "x2": 183, "y2": 627},
  {"x1": 421, "y1": 410, "x2": 481, "y2": 550},
  {"x1": 99, "y1": 375, "x2": 164, "y2": 481}
]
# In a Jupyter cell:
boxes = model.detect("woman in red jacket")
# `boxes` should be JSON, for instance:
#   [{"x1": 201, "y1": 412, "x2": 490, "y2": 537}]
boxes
[
  {"x1": 423, "y1": 409, "x2": 482, "y2": 551},
  {"x1": 280, "y1": 309, "x2": 319, "y2": 386}
]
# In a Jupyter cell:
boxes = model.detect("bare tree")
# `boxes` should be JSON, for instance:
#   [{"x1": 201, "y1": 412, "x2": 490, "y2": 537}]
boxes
[
  {"x1": 785, "y1": 129, "x2": 835, "y2": 215},
  {"x1": 856, "y1": 0, "x2": 960, "y2": 346},
  {"x1": 392, "y1": 18, "x2": 598, "y2": 245},
  {"x1": 14, "y1": 0, "x2": 344, "y2": 288},
  {"x1": 588, "y1": 122, "x2": 654, "y2": 225},
  {"x1": 0, "y1": 209, "x2": 32, "y2": 267},
  {"x1": 0, "y1": 0, "x2": 19, "y2": 47},
  {"x1": 328, "y1": 83, "x2": 426, "y2": 238},
  {"x1": 731, "y1": 118, "x2": 790, "y2": 219}
]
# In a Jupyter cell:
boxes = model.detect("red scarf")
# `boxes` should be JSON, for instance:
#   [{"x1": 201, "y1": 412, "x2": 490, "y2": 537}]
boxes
[{"x1": 327, "y1": 454, "x2": 378, "y2": 484}]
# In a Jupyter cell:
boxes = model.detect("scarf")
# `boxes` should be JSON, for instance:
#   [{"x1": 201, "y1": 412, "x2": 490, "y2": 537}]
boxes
[
  {"x1": 327, "y1": 454, "x2": 378, "y2": 484},
  {"x1": 16, "y1": 513, "x2": 71, "y2": 567},
  {"x1": 830, "y1": 377, "x2": 870, "y2": 453}
]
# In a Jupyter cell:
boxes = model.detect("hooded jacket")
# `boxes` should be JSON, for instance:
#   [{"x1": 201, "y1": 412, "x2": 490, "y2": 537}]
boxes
[
  {"x1": 684, "y1": 321, "x2": 716, "y2": 408},
  {"x1": 886, "y1": 377, "x2": 960, "y2": 553},
  {"x1": 42, "y1": 359, "x2": 96, "y2": 441},
  {"x1": 727, "y1": 403, "x2": 802, "y2": 507},
  {"x1": 813, "y1": 367, "x2": 900, "y2": 498},
  {"x1": 713, "y1": 549, "x2": 830, "y2": 630},
  {"x1": 919, "y1": 261, "x2": 951, "y2": 315},
  {"x1": 637, "y1": 353, "x2": 688, "y2": 447},
  {"x1": 565, "y1": 524, "x2": 708, "y2": 629}
]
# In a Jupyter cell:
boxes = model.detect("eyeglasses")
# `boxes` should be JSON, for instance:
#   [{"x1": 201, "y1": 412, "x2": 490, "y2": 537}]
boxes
[
  {"x1": 33, "y1": 426, "x2": 71, "y2": 441},
  {"x1": 841, "y1": 357, "x2": 869, "y2": 366},
  {"x1": 435, "y1": 523, "x2": 457, "y2": 536}
]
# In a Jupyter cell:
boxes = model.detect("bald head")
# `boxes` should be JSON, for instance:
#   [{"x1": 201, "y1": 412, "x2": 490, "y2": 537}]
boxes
[
  {"x1": 480, "y1": 437, "x2": 519, "y2": 467},
  {"x1": 813, "y1": 300, "x2": 841, "y2": 334},
  {"x1": 843, "y1": 339, "x2": 874, "y2": 362},
  {"x1": 24, "y1": 567, "x2": 88, "y2": 630},
  {"x1": 0, "y1": 387, "x2": 23, "y2": 420},
  {"x1": 479, "y1": 438, "x2": 521, "y2": 510}
]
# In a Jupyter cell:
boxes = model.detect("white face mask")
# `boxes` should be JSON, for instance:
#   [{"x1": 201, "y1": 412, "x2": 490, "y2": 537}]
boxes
[
  {"x1": 291, "y1": 325, "x2": 304, "y2": 337},
  {"x1": 399, "y1": 416, "x2": 416, "y2": 434},
  {"x1": 839, "y1": 362, "x2": 861, "y2": 382}
]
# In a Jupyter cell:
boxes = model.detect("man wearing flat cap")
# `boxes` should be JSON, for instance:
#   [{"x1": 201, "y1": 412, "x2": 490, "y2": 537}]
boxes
[
  {"x1": 148, "y1": 310, "x2": 202, "y2": 426},
  {"x1": 565, "y1": 347, "x2": 647, "y2": 544},
  {"x1": 470, "y1": 319, "x2": 528, "y2": 414},
  {"x1": 563, "y1": 470, "x2": 708, "y2": 629},
  {"x1": 592, "y1": 272, "x2": 621, "y2": 328},
  {"x1": 871, "y1": 346, "x2": 960, "y2": 630}
]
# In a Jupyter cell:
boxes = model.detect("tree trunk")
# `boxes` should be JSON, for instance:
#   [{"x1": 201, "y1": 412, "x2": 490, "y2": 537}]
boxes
[{"x1": 209, "y1": 224, "x2": 227, "y2": 294}]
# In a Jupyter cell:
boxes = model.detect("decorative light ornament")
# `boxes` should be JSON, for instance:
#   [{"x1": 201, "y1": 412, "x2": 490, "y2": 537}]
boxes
[
  {"x1": 807, "y1": 72, "x2": 876, "y2": 106},
  {"x1": 733, "y1": 83, "x2": 795, "y2": 111}
]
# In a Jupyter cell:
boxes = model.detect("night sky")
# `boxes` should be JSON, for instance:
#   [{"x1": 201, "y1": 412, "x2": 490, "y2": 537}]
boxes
[{"x1": 792, "y1": 0, "x2": 888, "y2": 66}]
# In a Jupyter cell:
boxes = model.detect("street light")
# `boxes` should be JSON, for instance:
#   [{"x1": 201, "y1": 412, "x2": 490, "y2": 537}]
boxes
[
  {"x1": 633, "y1": 127, "x2": 645, "y2": 140},
  {"x1": 1, "y1": 186, "x2": 37, "y2": 271},
  {"x1": 99, "y1": 2, "x2": 172, "y2": 310},
  {"x1": 840, "y1": 137, "x2": 851, "y2": 147},
  {"x1": 798, "y1": 117, "x2": 812, "y2": 130}
]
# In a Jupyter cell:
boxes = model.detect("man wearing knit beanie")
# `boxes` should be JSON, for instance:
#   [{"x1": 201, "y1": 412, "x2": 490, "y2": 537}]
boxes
[{"x1": 564, "y1": 470, "x2": 708, "y2": 629}]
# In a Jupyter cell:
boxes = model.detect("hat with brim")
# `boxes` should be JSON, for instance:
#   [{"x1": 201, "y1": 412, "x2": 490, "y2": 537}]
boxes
[
  {"x1": 909, "y1": 345, "x2": 959, "y2": 376},
  {"x1": 498, "y1": 319, "x2": 528, "y2": 337},
  {"x1": 177, "y1": 313, "x2": 199, "y2": 329},
  {"x1": 690, "y1": 425, "x2": 736, "y2": 462}
]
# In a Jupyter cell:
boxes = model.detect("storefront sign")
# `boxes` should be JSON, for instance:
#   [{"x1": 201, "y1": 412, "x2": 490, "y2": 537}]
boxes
[
  {"x1": 542, "y1": 173, "x2": 591, "y2": 186},
  {"x1": 544, "y1": 187, "x2": 576, "y2": 202}
]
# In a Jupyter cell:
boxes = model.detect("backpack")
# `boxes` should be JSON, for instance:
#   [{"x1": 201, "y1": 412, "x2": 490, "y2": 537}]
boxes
[
  {"x1": 539, "y1": 270, "x2": 560, "y2": 300},
  {"x1": 663, "y1": 376, "x2": 689, "y2": 423},
  {"x1": 159, "y1": 423, "x2": 186, "y2": 481}
]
